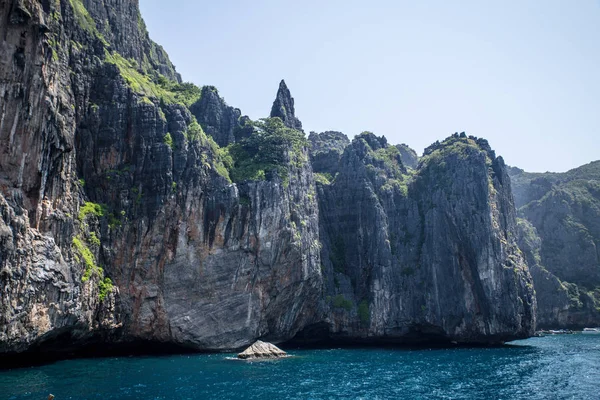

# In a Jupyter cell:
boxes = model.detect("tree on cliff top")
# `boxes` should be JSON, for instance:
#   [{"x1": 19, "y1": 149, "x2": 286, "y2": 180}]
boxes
[{"x1": 223, "y1": 117, "x2": 307, "y2": 183}]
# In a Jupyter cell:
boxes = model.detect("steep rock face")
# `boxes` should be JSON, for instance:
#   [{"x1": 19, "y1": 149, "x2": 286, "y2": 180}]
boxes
[
  {"x1": 510, "y1": 163, "x2": 600, "y2": 328},
  {"x1": 396, "y1": 143, "x2": 419, "y2": 169},
  {"x1": 522, "y1": 183, "x2": 600, "y2": 286},
  {"x1": 0, "y1": 0, "x2": 122, "y2": 354},
  {"x1": 516, "y1": 219, "x2": 600, "y2": 328},
  {"x1": 189, "y1": 86, "x2": 242, "y2": 147},
  {"x1": 0, "y1": 193, "x2": 120, "y2": 354},
  {"x1": 314, "y1": 133, "x2": 535, "y2": 343},
  {"x1": 308, "y1": 131, "x2": 349, "y2": 175},
  {"x1": 81, "y1": 0, "x2": 180, "y2": 81},
  {"x1": 77, "y1": 72, "x2": 323, "y2": 348},
  {"x1": 270, "y1": 80, "x2": 302, "y2": 131},
  {"x1": 0, "y1": 0, "x2": 322, "y2": 356}
]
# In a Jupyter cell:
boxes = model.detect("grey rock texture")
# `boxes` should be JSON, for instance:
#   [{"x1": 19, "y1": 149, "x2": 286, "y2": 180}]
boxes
[
  {"x1": 0, "y1": 0, "x2": 536, "y2": 361},
  {"x1": 0, "y1": 193, "x2": 120, "y2": 354},
  {"x1": 517, "y1": 219, "x2": 600, "y2": 328},
  {"x1": 313, "y1": 133, "x2": 535, "y2": 343},
  {"x1": 308, "y1": 131, "x2": 349, "y2": 175},
  {"x1": 270, "y1": 80, "x2": 303, "y2": 131},
  {"x1": 81, "y1": 0, "x2": 180, "y2": 81},
  {"x1": 396, "y1": 143, "x2": 419, "y2": 169},
  {"x1": 237, "y1": 340, "x2": 287, "y2": 359},
  {"x1": 510, "y1": 163, "x2": 600, "y2": 328},
  {"x1": 0, "y1": 0, "x2": 121, "y2": 355},
  {"x1": 0, "y1": 0, "x2": 321, "y2": 355},
  {"x1": 189, "y1": 86, "x2": 242, "y2": 147}
]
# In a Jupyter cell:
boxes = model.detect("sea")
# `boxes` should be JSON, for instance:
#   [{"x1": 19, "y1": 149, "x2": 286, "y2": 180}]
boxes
[{"x1": 1, "y1": 335, "x2": 598, "y2": 400}]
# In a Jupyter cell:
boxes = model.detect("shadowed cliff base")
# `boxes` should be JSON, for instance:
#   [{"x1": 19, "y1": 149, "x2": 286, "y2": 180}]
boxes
[
  {"x1": 1, "y1": 329, "x2": 532, "y2": 371},
  {"x1": 282, "y1": 322, "x2": 532, "y2": 350},
  {"x1": 0, "y1": 338, "x2": 203, "y2": 371}
]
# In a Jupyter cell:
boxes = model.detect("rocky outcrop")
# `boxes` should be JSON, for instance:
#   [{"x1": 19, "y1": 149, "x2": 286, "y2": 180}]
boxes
[
  {"x1": 509, "y1": 162, "x2": 600, "y2": 208},
  {"x1": 270, "y1": 80, "x2": 302, "y2": 131},
  {"x1": 189, "y1": 86, "x2": 242, "y2": 147},
  {"x1": 81, "y1": 0, "x2": 180, "y2": 81},
  {"x1": 308, "y1": 131, "x2": 349, "y2": 175},
  {"x1": 0, "y1": 193, "x2": 120, "y2": 354},
  {"x1": 396, "y1": 144, "x2": 419, "y2": 169},
  {"x1": 311, "y1": 132, "x2": 536, "y2": 344},
  {"x1": 0, "y1": 0, "x2": 537, "y2": 363},
  {"x1": 510, "y1": 163, "x2": 600, "y2": 328},
  {"x1": 237, "y1": 340, "x2": 287, "y2": 359}
]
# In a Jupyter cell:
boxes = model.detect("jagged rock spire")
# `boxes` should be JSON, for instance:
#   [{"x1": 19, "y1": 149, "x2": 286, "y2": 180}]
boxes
[{"x1": 270, "y1": 79, "x2": 303, "y2": 131}]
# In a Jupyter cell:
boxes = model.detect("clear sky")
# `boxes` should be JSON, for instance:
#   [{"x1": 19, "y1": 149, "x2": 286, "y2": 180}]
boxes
[{"x1": 139, "y1": 0, "x2": 599, "y2": 172}]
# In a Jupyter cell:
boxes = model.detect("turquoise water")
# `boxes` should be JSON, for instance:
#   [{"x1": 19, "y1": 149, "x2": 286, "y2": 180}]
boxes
[{"x1": 1, "y1": 335, "x2": 599, "y2": 399}]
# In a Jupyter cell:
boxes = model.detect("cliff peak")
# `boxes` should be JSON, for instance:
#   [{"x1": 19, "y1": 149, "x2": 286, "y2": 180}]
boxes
[
  {"x1": 189, "y1": 85, "x2": 242, "y2": 146},
  {"x1": 308, "y1": 131, "x2": 350, "y2": 174},
  {"x1": 396, "y1": 144, "x2": 419, "y2": 169},
  {"x1": 270, "y1": 79, "x2": 303, "y2": 131}
]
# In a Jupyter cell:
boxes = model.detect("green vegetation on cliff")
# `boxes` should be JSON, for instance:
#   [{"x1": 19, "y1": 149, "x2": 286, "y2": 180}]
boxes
[
  {"x1": 74, "y1": 202, "x2": 115, "y2": 300},
  {"x1": 223, "y1": 118, "x2": 307, "y2": 183},
  {"x1": 372, "y1": 145, "x2": 404, "y2": 176},
  {"x1": 420, "y1": 134, "x2": 492, "y2": 167},
  {"x1": 69, "y1": 0, "x2": 107, "y2": 44},
  {"x1": 516, "y1": 218, "x2": 541, "y2": 265},
  {"x1": 104, "y1": 51, "x2": 200, "y2": 107},
  {"x1": 418, "y1": 134, "x2": 496, "y2": 197},
  {"x1": 511, "y1": 161, "x2": 600, "y2": 327},
  {"x1": 332, "y1": 294, "x2": 353, "y2": 311},
  {"x1": 185, "y1": 119, "x2": 204, "y2": 141},
  {"x1": 102, "y1": 49, "x2": 232, "y2": 181},
  {"x1": 72, "y1": 234, "x2": 113, "y2": 300},
  {"x1": 164, "y1": 133, "x2": 174, "y2": 149},
  {"x1": 358, "y1": 300, "x2": 370, "y2": 323},
  {"x1": 72, "y1": 233, "x2": 113, "y2": 300},
  {"x1": 78, "y1": 202, "x2": 105, "y2": 221},
  {"x1": 515, "y1": 163, "x2": 600, "y2": 289},
  {"x1": 158, "y1": 80, "x2": 202, "y2": 107},
  {"x1": 314, "y1": 172, "x2": 333, "y2": 185},
  {"x1": 72, "y1": 236, "x2": 98, "y2": 282},
  {"x1": 103, "y1": 50, "x2": 234, "y2": 182},
  {"x1": 98, "y1": 277, "x2": 114, "y2": 301},
  {"x1": 354, "y1": 132, "x2": 412, "y2": 195}
]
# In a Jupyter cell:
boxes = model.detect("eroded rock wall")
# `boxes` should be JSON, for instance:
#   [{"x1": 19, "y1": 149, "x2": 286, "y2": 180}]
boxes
[
  {"x1": 0, "y1": 0, "x2": 322, "y2": 355},
  {"x1": 314, "y1": 133, "x2": 535, "y2": 343},
  {"x1": 510, "y1": 164, "x2": 600, "y2": 329}
]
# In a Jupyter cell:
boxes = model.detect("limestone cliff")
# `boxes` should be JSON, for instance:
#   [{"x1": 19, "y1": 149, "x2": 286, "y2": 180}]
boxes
[
  {"x1": 311, "y1": 132, "x2": 535, "y2": 343},
  {"x1": 189, "y1": 86, "x2": 242, "y2": 147},
  {"x1": 396, "y1": 143, "x2": 419, "y2": 169},
  {"x1": 308, "y1": 131, "x2": 349, "y2": 176},
  {"x1": 0, "y1": 0, "x2": 536, "y2": 362},
  {"x1": 0, "y1": 0, "x2": 321, "y2": 357},
  {"x1": 270, "y1": 80, "x2": 303, "y2": 131},
  {"x1": 510, "y1": 163, "x2": 600, "y2": 328}
]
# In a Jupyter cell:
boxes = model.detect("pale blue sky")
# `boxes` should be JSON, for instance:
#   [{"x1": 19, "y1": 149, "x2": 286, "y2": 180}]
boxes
[{"x1": 140, "y1": 0, "x2": 599, "y2": 172}]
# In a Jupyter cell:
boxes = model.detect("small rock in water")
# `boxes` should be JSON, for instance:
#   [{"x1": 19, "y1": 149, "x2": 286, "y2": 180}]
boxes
[{"x1": 237, "y1": 340, "x2": 288, "y2": 360}]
